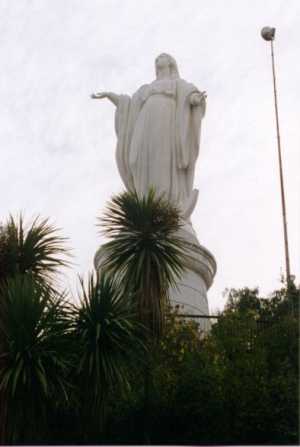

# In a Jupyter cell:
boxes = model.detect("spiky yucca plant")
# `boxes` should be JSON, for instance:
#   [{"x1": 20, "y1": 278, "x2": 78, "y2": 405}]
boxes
[
  {"x1": 0, "y1": 215, "x2": 70, "y2": 287},
  {"x1": 0, "y1": 274, "x2": 74, "y2": 443},
  {"x1": 100, "y1": 189, "x2": 187, "y2": 338},
  {"x1": 0, "y1": 214, "x2": 71, "y2": 443},
  {"x1": 74, "y1": 273, "x2": 145, "y2": 436}
]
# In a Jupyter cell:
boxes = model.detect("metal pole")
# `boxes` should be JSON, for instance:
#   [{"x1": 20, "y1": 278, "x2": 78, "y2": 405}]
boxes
[{"x1": 261, "y1": 27, "x2": 291, "y2": 282}]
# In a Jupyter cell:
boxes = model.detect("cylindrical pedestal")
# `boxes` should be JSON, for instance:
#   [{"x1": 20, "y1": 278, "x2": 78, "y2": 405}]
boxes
[{"x1": 170, "y1": 232, "x2": 216, "y2": 331}]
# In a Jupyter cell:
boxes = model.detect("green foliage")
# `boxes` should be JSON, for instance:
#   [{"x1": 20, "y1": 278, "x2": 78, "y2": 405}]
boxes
[
  {"x1": 103, "y1": 286, "x2": 299, "y2": 445},
  {"x1": 99, "y1": 189, "x2": 189, "y2": 443},
  {"x1": 0, "y1": 274, "x2": 73, "y2": 443},
  {"x1": 157, "y1": 305, "x2": 201, "y2": 366},
  {"x1": 208, "y1": 286, "x2": 299, "y2": 444},
  {"x1": 104, "y1": 306, "x2": 219, "y2": 444},
  {"x1": 100, "y1": 188, "x2": 187, "y2": 338},
  {"x1": 72, "y1": 273, "x2": 145, "y2": 439},
  {"x1": 0, "y1": 214, "x2": 72, "y2": 443},
  {"x1": 0, "y1": 210, "x2": 298, "y2": 445},
  {"x1": 0, "y1": 215, "x2": 70, "y2": 287},
  {"x1": 148, "y1": 308, "x2": 221, "y2": 443}
]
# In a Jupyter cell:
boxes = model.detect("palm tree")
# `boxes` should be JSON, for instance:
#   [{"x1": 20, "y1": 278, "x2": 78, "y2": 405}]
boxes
[
  {"x1": 73, "y1": 273, "x2": 145, "y2": 440},
  {"x1": 0, "y1": 214, "x2": 71, "y2": 443},
  {"x1": 100, "y1": 189, "x2": 188, "y2": 444},
  {"x1": 100, "y1": 188, "x2": 187, "y2": 339},
  {"x1": 0, "y1": 214, "x2": 70, "y2": 287},
  {"x1": 0, "y1": 274, "x2": 74, "y2": 443}
]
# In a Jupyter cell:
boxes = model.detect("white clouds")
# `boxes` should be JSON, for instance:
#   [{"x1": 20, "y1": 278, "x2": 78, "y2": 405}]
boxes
[{"x1": 1, "y1": 0, "x2": 299, "y2": 310}]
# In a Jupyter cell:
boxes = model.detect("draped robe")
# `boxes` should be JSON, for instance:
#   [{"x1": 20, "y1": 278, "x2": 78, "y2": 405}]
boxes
[{"x1": 114, "y1": 78, "x2": 205, "y2": 219}]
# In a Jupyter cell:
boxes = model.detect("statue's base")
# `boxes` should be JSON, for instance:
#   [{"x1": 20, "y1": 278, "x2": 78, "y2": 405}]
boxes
[
  {"x1": 94, "y1": 228, "x2": 216, "y2": 333},
  {"x1": 171, "y1": 228, "x2": 216, "y2": 331},
  {"x1": 170, "y1": 228, "x2": 217, "y2": 331}
]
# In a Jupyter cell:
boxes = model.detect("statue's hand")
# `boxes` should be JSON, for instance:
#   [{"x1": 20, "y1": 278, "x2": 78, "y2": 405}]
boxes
[
  {"x1": 200, "y1": 91, "x2": 207, "y2": 100},
  {"x1": 91, "y1": 92, "x2": 108, "y2": 99},
  {"x1": 91, "y1": 91, "x2": 120, "y2": 106},
  {"x1": 190, "y1": 91, "x2": 207, "y2": 107}
]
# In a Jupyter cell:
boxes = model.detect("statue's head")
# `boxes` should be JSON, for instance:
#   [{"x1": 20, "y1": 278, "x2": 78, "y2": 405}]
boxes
[{"x1": 155, "y1": 53, "x2": 180, "y2": 79}]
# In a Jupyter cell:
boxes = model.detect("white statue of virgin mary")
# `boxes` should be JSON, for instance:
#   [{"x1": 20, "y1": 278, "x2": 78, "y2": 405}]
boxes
[
  {"x1": 92, "y1": 54, "x2": 216, "y2": 324},
  {"x1": 92, "y1": 53, "x2": 207, "y2": 219}
]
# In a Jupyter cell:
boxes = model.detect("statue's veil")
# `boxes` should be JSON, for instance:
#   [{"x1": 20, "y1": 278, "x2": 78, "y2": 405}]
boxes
[{"x1": 155, "y1": 53, "x2": 180, "y2": 79}]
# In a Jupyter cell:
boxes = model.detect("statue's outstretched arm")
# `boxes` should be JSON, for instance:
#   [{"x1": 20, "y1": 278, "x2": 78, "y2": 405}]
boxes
[{"x1": 90, "y1": 91, "x2": 120, "y2": 107}]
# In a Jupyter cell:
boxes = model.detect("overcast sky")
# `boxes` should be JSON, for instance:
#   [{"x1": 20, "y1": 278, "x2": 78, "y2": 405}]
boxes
[{"x1": 1, "y1": 0, "x2": 299, "y2": 311}]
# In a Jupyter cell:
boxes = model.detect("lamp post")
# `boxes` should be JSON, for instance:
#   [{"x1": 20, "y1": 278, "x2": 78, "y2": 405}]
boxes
[{"x1": 261, "y1": 26, "x2": 291, "y2": 283}]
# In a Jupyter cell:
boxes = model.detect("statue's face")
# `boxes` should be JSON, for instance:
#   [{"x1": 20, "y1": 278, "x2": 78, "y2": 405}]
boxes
[{"x1": 155, "y1": 54, "x2": 170, "y2": 71}]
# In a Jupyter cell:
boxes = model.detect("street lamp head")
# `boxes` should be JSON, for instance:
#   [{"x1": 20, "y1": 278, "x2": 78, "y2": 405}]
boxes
[{"x1": 261, "y1": 26, "x2": 276, "y2": 41}]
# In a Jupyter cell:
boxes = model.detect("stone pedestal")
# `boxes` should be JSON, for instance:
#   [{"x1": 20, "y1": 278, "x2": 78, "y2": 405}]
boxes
[{"x1": 170, "y1": 227, "x2": 216, "y2": 331}]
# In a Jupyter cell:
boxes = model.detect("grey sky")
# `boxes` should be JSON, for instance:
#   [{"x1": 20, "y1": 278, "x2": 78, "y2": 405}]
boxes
[{"x1": 1, "y1": 0, "x2": 299, "y2": 311}]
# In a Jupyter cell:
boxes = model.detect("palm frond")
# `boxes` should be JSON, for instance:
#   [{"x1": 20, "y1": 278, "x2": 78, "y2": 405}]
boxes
[
  {"x1": 0, "y1": 214, "x2": 71, "y2": 287},
  {"x1": 0, "y1": 274, "x2": 74, "y2": 443},
  {"x1": 74, "y1": 273, "x2": 145, "y2": 426},
  {"x1": 98, "y1": 189, "x2": 188, "y2": 338}
]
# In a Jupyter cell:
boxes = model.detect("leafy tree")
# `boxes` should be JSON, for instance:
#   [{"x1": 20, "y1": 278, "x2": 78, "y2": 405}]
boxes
[
  {"x1": 208, "y1": 285, "x2": 299, "y2": 445},
  {"x1": 103, "y1": 304, "x2": 204, "y2": 444},
  {"x1": 103, "y1": 286, "x2": 299, "y2": 445}
]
